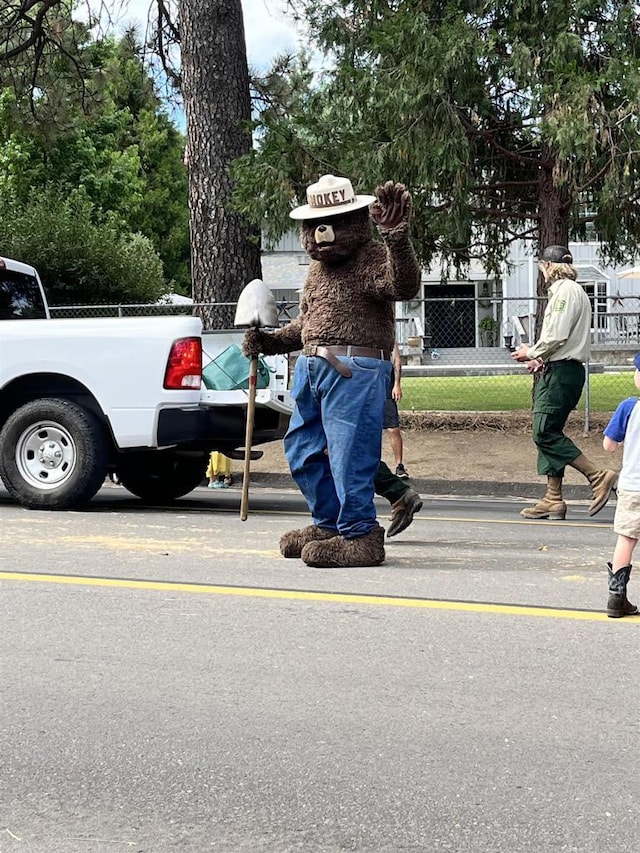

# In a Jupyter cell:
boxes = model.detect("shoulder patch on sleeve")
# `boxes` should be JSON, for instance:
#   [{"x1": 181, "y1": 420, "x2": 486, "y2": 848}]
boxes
[{"x1": 554, "y1": 299, "x2": 566, "y2": 312}]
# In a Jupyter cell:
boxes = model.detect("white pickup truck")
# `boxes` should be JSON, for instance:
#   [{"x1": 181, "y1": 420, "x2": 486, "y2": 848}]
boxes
[{"x1": 0, "y1": 256, "x2": 292, "y2": 510}]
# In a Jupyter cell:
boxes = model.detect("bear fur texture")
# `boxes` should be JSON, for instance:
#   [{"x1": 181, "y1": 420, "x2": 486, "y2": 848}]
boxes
[
  {"x1": 244, "y1": 180, "x2": 421, "y2": 568},
  {"x1": 244, "y1": 184, "x2": 420, "y2": 358}
]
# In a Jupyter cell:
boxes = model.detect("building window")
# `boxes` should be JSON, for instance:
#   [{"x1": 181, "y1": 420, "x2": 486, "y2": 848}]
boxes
[{"x1": 580, "y1": 280, "x2": 607, "y2": 334}]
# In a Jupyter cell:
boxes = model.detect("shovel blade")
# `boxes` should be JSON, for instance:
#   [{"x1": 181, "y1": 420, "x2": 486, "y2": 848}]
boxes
[{"x1": 234, "y1": 278, "x2": 279, "y2": 328}]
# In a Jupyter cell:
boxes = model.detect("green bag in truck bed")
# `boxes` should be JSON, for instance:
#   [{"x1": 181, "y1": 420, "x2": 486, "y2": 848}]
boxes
[{"x1": 202, "y1": 344, "x2": 272, "y2": 391}]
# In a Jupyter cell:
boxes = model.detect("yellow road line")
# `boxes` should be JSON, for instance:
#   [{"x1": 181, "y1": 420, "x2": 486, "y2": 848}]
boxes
[
  {"x1": 414, "y1": 515, "x2": 608, "y2": 528},
  {"x1": 53, "y1": 535, "x2": 279, "y2": 556},
  {"x1": 0, "y1": 571, "x2": 634, "y2": 623},
  {"x1": 201, "y1": 508, "x2": 607, "y2": 529}
]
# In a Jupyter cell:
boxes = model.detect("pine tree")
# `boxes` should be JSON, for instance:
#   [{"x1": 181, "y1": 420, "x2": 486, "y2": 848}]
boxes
[
  {"x1": 179, "y1": 0, "x2": 261, "y2": 328},
  {"x1": 234, "y1": 0, "x2": 640, "y2": 281}
]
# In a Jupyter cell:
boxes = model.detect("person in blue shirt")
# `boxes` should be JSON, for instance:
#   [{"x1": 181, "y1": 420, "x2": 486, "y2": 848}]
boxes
[{"x1": 602, "y1": 352, "x2": 640, "y2": 618}]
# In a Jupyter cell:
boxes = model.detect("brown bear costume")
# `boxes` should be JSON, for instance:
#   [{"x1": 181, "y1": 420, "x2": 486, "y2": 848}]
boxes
[{"x1": 243, "y1": 174, "x2": 421, "y2": 567}]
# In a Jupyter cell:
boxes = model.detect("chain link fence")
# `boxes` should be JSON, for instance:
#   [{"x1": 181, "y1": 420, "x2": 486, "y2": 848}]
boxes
[{"x1": 49, "y1": 294, "x2": 640, "y2": 424}]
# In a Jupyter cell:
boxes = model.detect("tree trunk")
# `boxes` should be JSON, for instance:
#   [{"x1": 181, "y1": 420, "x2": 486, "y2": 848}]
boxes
[
  {"x1": 535, "y1": 152, "x2": 571, "y2": 328},
  {"x1": 531, "y1": 150, "x2": 571, "y2": 401},
  {"x1": 180, "y1": 0, "x2": 262, "y2": 329}
]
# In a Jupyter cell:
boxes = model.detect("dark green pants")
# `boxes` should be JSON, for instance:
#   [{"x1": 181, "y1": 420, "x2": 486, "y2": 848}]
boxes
[
  {"x1": 531, "y1": 360, "x2": 584, "y2": 477},
  {"x1": 375, "y1": 460, "x2": 409, "y2": 504}
]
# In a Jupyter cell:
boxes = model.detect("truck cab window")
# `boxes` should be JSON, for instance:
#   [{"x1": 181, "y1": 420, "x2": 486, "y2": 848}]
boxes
[{"x1": 0, "y1": 271, "x2": 47, "y2": 319}]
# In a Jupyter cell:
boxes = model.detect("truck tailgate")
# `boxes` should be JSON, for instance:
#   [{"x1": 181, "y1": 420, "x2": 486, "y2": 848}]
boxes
[
  {"x1": 199, "y1": 387, "x2": 293, "y2": 414},
  {"x1": 200, "y1": 329, "x2": 293, "y2": 416}
]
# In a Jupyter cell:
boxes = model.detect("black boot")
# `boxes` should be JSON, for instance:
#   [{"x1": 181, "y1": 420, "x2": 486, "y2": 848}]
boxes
[{"x1": 607, "y1": 563, "x2": 639, "y2": 618}]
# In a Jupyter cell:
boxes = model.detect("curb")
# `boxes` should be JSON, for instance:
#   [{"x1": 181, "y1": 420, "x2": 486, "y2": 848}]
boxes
[{"x1": 244, "y1": 472, "x2": 596, "y2": 500}]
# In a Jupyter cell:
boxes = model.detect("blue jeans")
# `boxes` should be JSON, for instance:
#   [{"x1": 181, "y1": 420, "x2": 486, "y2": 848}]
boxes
[{"x1": 284, "y1": 354, "x2": 392, "y2": 539}]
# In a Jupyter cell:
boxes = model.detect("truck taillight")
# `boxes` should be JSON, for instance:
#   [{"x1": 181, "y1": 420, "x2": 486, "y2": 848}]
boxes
[{"x1": 164, "y1": 337, "x2": 203, "y2": 389}]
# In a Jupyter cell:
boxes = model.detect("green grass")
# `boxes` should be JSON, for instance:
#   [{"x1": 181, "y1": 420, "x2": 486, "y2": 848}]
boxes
[{"x1": 400, "y1": 371, "x2": 638, "y2": 413}]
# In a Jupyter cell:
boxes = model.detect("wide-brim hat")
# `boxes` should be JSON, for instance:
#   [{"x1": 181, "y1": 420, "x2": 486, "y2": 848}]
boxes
[
  {"x1": 539, "y1": 245, "x2": 573, "y2": 263},
  {"x1": 289, "y1": 174, "x2": 376, "y2": 220}
]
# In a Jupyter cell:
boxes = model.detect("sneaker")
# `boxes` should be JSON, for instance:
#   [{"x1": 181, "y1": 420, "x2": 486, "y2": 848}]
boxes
[{"x1": 395, "y1": 464, "x2": 409, "y2": 479}]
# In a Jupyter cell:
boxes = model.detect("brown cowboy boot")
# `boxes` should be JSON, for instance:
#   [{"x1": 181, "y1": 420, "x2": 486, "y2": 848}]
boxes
[
  {"x1": 569, "y1": 454, "x2": 617, "y2": 516},
  {"x1": 520, "y1": 475, "x2": 566, "y2": 520},
  {"x1": 607, "y1": 563, "x2": 639, "y2": 618},
  {"x1": 279, "y1": 525, "x2": 336, "y2": 558}
]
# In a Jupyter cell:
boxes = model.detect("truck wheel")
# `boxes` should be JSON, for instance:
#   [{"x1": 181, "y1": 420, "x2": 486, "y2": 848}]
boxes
[
  {"x1": 0, "y1": 398, "x2": 109, "y2": 510},
  {"x1": 116, "y1": 452, "x2": 208, "y2": 503}
]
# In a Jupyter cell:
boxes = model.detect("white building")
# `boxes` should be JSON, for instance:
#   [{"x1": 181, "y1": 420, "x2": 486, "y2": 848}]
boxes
[{"x1": 264, "y1": 233, "x2": 640, "y2": 361}]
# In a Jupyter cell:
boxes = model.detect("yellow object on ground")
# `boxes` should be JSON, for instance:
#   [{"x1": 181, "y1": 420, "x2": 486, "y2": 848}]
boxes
[{"x1": 206, "y1": 452, "x2": 232, "y2": 479}]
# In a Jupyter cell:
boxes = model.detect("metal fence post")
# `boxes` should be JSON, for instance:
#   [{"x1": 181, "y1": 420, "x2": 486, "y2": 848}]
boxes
[{"x1": 584, "y1": 360, "x2": 591, "y2": 433}]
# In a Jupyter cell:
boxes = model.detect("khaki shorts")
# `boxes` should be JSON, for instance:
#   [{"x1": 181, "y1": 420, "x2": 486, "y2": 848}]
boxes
[{"x1": 613, "y1": 489, "x2": 640, "y2": 540}]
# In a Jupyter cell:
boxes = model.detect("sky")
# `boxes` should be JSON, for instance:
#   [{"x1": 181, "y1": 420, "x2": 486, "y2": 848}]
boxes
[
  {"x1": 242, "y1": 0, "x2": 305, "y2": 68},
  {"x1": 113, "y1": 0, "x2": 304, "y2": 69}
]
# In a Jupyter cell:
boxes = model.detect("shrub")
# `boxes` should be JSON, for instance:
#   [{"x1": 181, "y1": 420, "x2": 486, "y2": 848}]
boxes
[{"x1": 0, "y1": 186, "x2": 166, "y2": 305}]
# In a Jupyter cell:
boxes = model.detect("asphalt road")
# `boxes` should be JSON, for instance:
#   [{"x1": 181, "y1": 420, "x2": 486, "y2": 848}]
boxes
[{"x1": 2, "y1": 482, "x2": 639, "y2": 852}]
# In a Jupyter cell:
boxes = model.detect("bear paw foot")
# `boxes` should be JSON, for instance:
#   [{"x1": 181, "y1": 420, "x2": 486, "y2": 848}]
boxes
[{"x1": 301, "y1": 526, "x2": 385, "y2": 568}]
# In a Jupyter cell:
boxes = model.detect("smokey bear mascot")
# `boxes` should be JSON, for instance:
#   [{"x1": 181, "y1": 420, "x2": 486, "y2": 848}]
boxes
[{"x1": 243, "y1": 174, "x2": 421, "y2": 567}]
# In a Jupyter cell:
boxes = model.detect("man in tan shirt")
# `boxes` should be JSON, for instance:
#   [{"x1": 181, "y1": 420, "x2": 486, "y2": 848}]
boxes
[{"x1": 511, "y1": 244, "x2": 617, "y2": 519}]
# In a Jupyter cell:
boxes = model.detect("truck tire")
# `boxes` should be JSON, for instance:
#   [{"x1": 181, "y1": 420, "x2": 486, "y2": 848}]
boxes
[
  {"x1": 116, "y1": 451, "x2": 208, "y2": 503},
  {"x1": 0, "y1": 398, "x2": 109, "y2": 510}
]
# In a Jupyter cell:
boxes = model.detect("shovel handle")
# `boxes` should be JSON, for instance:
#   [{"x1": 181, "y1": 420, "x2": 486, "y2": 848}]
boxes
[{"x1": 240, "y1": 356, "x2": 258, "y2": 521}]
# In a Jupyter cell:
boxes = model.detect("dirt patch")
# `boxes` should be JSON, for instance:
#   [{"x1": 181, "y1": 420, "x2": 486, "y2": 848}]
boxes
[
  {"x1": 248, "y1": 411, "x2": 616, "y2": 486},
  {"x1": 402, "y1": 410, "x2": 611, "y2": 435}
]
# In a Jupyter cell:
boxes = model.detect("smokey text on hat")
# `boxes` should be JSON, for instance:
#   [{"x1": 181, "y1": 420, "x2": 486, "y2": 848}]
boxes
[{"x1": 309, "y1": 187, "x2": 353, "y2": 209}]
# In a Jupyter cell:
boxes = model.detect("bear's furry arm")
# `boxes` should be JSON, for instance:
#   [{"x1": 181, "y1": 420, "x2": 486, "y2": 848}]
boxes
[
  {"x1": 368, "y1": 181, "x2": 421, "y2": 300},
  {"x1": 242, "y1": 319, "x2": 303, "y2": 357},
  {"x1": 371, "y1": 226, "x2": 421, "y2": 301}
]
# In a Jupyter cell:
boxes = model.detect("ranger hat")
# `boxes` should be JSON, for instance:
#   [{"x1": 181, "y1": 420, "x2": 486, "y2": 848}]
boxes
[
  {"x1": 540, "y1": 245, "x2": 573, "y2": 263},
  {"x1": 289, "y1": 174, "x2": 376, "y2": 221}
]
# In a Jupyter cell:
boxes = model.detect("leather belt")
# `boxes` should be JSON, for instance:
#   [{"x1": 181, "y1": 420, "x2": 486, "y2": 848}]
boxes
[
  {"x1": 302, "y1": 345, "x2": 392, "y2": 379},
  {"x1": 544, "y1": 359, "x2": 582, "y2": 372}
]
